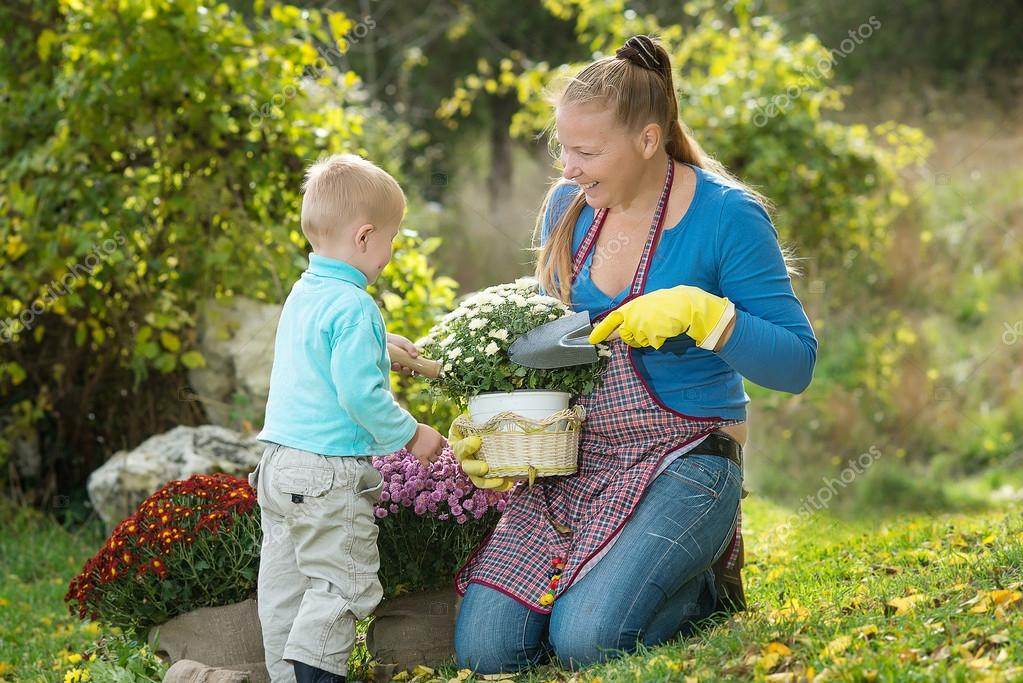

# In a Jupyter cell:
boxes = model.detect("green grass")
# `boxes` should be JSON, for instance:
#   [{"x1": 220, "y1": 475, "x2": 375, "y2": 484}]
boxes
[
  {"x1": 0, "y1": 504, "x2": 118, "y2": 681},
  {"x1": 4, "y1": 497, "x2": 1022, "y2": 682}
]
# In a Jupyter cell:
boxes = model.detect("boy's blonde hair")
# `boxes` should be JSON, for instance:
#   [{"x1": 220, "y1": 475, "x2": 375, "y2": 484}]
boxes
[{"x1": 301, "y1": 154, "x2": 406, "y2": 250}]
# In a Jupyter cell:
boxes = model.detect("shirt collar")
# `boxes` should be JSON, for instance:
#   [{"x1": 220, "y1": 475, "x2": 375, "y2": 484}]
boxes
[{"x1": 306, "y1": 253, "x2": 369, "y2": 289}]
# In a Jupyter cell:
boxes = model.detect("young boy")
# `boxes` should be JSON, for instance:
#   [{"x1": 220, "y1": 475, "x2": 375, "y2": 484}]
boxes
[{"x1": 250, "y1": 154, "x2": 445, "y2": 683}]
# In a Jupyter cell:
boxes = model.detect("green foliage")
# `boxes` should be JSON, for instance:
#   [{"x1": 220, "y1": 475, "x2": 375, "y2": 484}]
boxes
[
  {"x1": 765, "y1": 0, "x2": 1023, "y2": 96},
  {"x1": 418, "y1": 279, "x2": 607, "y2": 405},
  {"x1": 372, "y1": 229, "x2": 462, "y2": 432},
  {"x1": 0, "y1": 0, "x2": 462, "y2": 496},
  {"x1": 66, "y1": 475, "x2": 260, "y2": 634},
  {"x1": 63, "y1": 634, "x2": 168, "y2": 683},
  {"x1": 376, "y1": 511, "x2": 502, "y2": 598},
  {"x1": 453, "y1": 1, "x2": 930, "y2": 276}
]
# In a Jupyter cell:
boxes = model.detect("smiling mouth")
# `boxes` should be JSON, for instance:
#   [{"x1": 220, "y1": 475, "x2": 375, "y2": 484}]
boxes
[{"x1": 579, "y1": 181, "x2": 599, "y2": 190}]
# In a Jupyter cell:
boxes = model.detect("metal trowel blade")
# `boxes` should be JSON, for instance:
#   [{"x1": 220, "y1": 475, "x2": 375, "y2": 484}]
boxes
[{"x1": 508, "y1": 310, "x2": 600, "y2": 369}]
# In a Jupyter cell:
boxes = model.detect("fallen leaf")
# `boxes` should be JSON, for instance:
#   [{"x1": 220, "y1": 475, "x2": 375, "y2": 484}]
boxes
[
  {"x1": 968, "y1": 657, "x2": 993, "y2": 670},
  {"x1": 887, "y1": 594, "x2": 927, "y2": 615},
  {"x1": 768, "y1": 600, "x2": 810, "y2": 623},
  {"x1": 990, "y1": 589, "x2": 1022, "y2": 607},
  {"x1": 821, "y1": 635, "x2": 852, "y2": 658},
  {"x1": 857, "y1": 624, "x2": 879, "y2": 640},
  {"x1": 763, "y1": 642, "x2": 793, "y2": 657},
  {"x1": 764, "y1": 674, "x2": 797, "y2": 683}
]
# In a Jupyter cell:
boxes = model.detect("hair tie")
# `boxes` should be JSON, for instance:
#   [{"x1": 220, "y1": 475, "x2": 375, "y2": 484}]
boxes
[{"x1": 615, "y1": 35, "x2": 662, "y2": 71}]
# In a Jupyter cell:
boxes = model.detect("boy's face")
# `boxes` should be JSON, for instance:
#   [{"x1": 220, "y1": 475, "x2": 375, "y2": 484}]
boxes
[{"x1": 361, "y1": 222, "x2": 400, "y2": 283}]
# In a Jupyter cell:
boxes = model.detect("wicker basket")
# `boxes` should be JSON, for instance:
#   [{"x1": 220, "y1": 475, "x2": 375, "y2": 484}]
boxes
[{"x1": 451, "y1": 405, "x2": 585, "y2": 479}]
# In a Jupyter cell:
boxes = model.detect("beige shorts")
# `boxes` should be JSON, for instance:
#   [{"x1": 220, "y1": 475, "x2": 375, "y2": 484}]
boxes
[{"x1": 249, "y1": 444, "x2": 385, "y2": 681}]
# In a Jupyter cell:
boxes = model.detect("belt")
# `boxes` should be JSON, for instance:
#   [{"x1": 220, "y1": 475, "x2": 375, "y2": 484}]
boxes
[{"x1": 689, "y1": 431, "x2": 743, "y2": 469}]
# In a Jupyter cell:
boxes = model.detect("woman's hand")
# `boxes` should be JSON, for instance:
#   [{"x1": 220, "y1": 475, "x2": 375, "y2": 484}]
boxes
[
  {"x1": 588, "y1": 285, "x2": 736, "y2": 351},
  {"x1": 386, "y1": 332, "x2": 421, "y2": 375},
  {"x1": 448, "y1": 416, "x2": 515, "y2": 491}
]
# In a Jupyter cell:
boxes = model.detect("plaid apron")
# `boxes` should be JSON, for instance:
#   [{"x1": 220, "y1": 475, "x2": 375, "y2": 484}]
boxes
[{"x1": 455, "y1": 160, "x2": 744, "y2": 613}]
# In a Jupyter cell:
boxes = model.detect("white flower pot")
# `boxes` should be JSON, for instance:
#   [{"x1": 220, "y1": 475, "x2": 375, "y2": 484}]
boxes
[{"x1": 468, "y1": 390, "x2": 571, "y2": 425}]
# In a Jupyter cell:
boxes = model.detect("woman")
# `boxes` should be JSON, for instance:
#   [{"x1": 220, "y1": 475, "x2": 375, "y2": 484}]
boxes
[{"x1": 450, "y1": 35, "x2": 817, "y2": 673}]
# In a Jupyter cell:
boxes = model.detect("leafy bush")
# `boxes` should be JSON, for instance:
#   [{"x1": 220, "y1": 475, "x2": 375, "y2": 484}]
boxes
[
  {"x1": 454, "y1": 0, "x2": 931, "y2": 278},
  {"x1": 0, "y1": 0, "x2": 460, "y2": 498}
]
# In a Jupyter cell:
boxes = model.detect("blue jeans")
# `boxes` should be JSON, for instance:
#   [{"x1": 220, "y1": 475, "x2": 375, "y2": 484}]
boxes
[{"x1": 454, "y1": 451, "x2": 742, "y2": 673}]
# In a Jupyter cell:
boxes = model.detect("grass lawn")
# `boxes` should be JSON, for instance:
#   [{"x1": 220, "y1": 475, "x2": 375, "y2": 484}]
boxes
[{"x1": 2, "y1": 496, "x2": 1021, "y2": 682}]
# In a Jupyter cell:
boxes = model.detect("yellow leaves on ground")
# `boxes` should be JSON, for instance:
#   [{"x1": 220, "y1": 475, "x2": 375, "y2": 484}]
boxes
[
  {"x1": 821, "y1": 635, "x2": 852, "y2": 658},
  {"x1": 965, "y1": 589, "x2": 1022, "y2": 617},
  {"x1": 767, "y1": 599, "x2": 809, "y2": 623},
  {"x1": 886, "y1": 593, "x2": 928, "y2": 615}
]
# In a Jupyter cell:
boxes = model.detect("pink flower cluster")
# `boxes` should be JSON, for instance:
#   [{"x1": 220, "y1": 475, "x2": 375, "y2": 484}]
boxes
[{"x1": 372, "y1": 446, "x2": 509, "y2": 524}]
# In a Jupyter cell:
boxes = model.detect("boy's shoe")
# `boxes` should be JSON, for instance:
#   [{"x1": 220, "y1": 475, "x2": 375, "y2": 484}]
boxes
[{"x1": 293, "y1": 661, "x2": 346, "y2": 683}]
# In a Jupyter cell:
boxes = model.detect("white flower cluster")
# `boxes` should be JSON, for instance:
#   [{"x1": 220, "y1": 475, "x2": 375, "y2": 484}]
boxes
[
  {"x1": 417, "y1": 278, "x2": 568, "y2": 364},
  {"x1": 416, "y1": 277, "x2": 606, "y2": 401}
]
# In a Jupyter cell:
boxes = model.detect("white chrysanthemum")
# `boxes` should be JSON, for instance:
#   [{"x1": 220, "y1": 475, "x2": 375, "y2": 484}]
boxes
[
  {"x1": 484, "y1": 341, "x2": 500, "y2": 356},
  {"x1": 514, "y1": 276, "x2": 538, "y2": 288},
  {"x1": 489, "y1": 329, "x2": 509, "y2": 341},
  {"x1": 448, "y1": 347, "x2": 462, "y2": 360},
  {"x1": 443, "y1": 362, "x2": 453, "y2": 372},
  {"x1": 440, "y1": 333, "x2": 456, "y2": 347},
  {"x1": 468, "y1": 318, "x2": 487, "y2": 330},
  {"x1": 463, "y1": 356, "x2": 475, "y2": 364},
  {"x1": 548, "y1": 313, "x2": 559, "y2": 320},
  {"x1": 442, "y1": 307, "x2": 468, "y2": 322},
  {"x1": 479, "y1": 304, "x2": 494, "y2": 313},
  {"x1": 508, "y1": 293, "x2": 528, "y2": 307},
  {"x1": 528, "y1": 294, "x2": 563, "y2": 307}
]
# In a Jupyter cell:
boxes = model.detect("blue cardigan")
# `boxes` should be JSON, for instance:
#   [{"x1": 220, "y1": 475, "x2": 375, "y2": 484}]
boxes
[{"x1": 542, "y1": 163, "x2": 817, "y2": 420}]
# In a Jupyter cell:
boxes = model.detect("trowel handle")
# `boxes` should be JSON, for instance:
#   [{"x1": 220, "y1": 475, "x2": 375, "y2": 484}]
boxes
[{"x1": 387, "y1": 343, "x2": 443, "y2": 379}]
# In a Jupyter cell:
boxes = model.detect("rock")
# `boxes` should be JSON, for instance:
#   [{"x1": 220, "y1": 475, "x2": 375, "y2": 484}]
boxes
[
  {"x1": 188, "y1": 297, "x2": 280, "y2": 429},
  {"x1": 87, "y1": 425, "x2": 265, "y2": 526},
  {"x1": 0, "y1": 414, "x2": 42, "y2": 482}
]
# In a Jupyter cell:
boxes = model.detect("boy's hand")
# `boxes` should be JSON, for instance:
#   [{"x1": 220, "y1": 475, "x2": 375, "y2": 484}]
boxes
[
  {"x1": 406, "y1": 423, "x2": 445, "y2": 466},
  {"x1": 387, "y1": 333, "x2": 420, "y2": 376}
]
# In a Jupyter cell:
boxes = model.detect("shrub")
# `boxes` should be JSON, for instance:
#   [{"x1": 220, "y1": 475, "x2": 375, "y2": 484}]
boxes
[
  {"x1": 65, "y1": 474, "x2": 259, "y2": 634},
  {"x1": 373, "y1": 446, "x2": 509, "y2": 596}
]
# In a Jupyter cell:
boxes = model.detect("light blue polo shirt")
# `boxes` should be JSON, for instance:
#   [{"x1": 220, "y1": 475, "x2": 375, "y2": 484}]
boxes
[{"x1": 258, "y1": 254, "x2": 418, "y2": 456}]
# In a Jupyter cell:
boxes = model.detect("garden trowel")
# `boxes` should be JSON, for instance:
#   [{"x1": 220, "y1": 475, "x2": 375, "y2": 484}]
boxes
[
  {"x1": 507, "y1": 310, "x2": 602, "y2": 369},
  {"x1": 387, "y1": 343, "x2": 444, "y2": 379}
]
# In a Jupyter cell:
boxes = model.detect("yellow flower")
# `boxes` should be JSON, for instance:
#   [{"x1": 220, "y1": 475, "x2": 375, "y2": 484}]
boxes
[
  {"x1": 63, "y1": 667, "x2": 90, "y2": 683},
  {"x1": 67, "y1": 653, "x2": 83, "y2": 664}
]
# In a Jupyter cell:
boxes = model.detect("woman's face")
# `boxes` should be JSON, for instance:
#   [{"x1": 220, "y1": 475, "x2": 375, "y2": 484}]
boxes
[{"x1": 555, "y1": 103, "x2": 653, "y2": 209}]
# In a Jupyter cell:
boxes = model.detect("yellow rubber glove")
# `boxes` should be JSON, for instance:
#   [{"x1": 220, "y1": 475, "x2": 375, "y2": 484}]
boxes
[
  {"x1": 588, "y1": 285, "x2": 736, "y2": 350},
  {"x1": 448, "y1": 416, "x2": 516, "y2": 492}
]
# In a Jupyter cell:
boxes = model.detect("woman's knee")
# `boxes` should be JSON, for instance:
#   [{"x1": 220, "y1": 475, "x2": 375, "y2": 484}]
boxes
[
  {"x1": 548, "y1": 612, "x2": 635, "y2": 669},
  {"x1": 454, "y1": 584, "x2": 549, "y2": 674}
]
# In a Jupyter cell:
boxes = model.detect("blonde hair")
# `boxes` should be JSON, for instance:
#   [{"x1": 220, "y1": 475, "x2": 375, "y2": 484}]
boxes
[
  {"x1": 301, "y1": 154, "x2": 406, "y2": 251},
  {"x1": 533, "y1": 35, "x2": 777, "y2": 303}
]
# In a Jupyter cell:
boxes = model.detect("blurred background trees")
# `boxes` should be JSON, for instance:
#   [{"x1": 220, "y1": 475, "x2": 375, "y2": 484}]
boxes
[{"x1": 2, "y1": 0, "x2": 1020, "y2": 514}]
